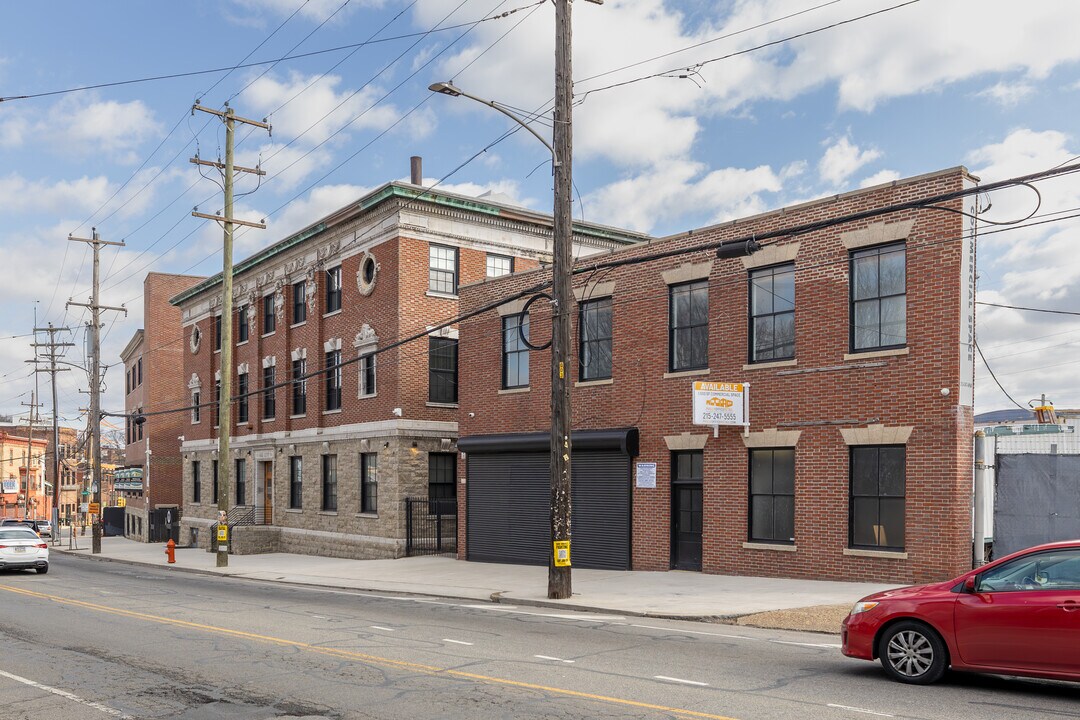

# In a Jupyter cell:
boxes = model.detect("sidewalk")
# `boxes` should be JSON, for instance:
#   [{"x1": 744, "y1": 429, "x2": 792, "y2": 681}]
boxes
[{"x1": 53, "y1": 532, "x2": 897, "y2": 632}]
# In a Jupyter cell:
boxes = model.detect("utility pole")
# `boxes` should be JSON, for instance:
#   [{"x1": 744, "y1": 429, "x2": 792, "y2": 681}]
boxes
[
  {"x1": 20, "y1": 393, "x2": 41, "y2": 519},
  {"x1": 548, "y1": 0, "x2": 577, "y2": 600},
  {"x1": 190, "y1": 101, "x2": 269, "y2": 568},
  {"x1": 67, "y1": 229, "x2": 127, "y2": 554},
  {"x1": 30, "y1": 323, "x2": 73, "y2": 544}
]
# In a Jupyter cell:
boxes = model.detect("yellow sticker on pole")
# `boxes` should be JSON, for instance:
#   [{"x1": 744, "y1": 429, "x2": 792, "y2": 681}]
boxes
[
  {"x1": 553, "y1": 540, "x2": 571, "y2": 567},
  {"x1": 217, "y1": 524, "x2": 229, "y2": 543}
]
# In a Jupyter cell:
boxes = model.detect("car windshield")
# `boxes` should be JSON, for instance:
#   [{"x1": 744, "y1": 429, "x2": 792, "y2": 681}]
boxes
[{"x1": 0, "y1": 528, "x2": 39, "y2": 540}]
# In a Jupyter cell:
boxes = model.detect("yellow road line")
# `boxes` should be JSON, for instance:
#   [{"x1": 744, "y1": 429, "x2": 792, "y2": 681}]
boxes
[{"x1": 0, "y1": 584, "x2": 739, "y2": 720}]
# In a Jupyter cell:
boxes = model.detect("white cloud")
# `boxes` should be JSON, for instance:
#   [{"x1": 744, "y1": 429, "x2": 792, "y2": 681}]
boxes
[
  {"x1": 818, "y1": 136, "x2": 881, "y2": 187},
  {"x1": 976, "y1": 81, "x2": 1035, "y2": 107},
  {"x1": 859, "y1": 169, "x2": 901, "y2": 188}
]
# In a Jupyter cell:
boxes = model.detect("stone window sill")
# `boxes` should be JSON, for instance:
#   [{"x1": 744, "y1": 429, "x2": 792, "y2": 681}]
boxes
[
  {"x1": 843, "y1": 347, "x2": 909, "y2": 361},
  {"x1": 237, "y1": 340, "x2": 249, "y2": 347},
  {"x1": 575, "y1": 378, "x2": 613, "y2": 388},
  {"x1": 285, "y1": 508, "x2": 302, "y2": 514},
  {"x1": 323, "y1": 409, "x2": 342, "y2": 415},
  {"x1": 318, "y1": 511, "x2": 339, "y2": 516},
  {"x1": 425, "y1": 291, "x2": 459, "y2": 301},
  {"x1": 355, "y1": 513, "x2": 379, "y2": 519},
  {"x1": 324, "y1": 310, "x2": 343, "y2": 319},
  {"x1": 359, "y1": 393, "x2": 377, "y2": 400},
  {"x1": 426, "y1": 402, "x2": 459, "y2": 409},
  {"x1": 742, "y1": 359, "x2": 797, "y2": 371},
  {"x1": 663, "y1": 368, "x2": 710, "y2": 379},
  {"x1": 290, "y1": 413, "x2": 306, "y2": 419},
  {"x1": 742, "y1": 542, "x2": 797, "y2": 552},
  {"x1": 261, "y1": 332, "x2": 276, "y2": 339},
  {"x1": 498, "y1": 387, "x2": 530, "y2": 395},
  {"x1": 844, "y1": 548, "x2": 908, "y2": 559},
  {"x1": 290, "y1": 321, "x2": 307, "y2": 329}
]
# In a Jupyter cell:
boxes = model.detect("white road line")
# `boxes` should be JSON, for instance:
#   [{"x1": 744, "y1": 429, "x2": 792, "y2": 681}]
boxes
[
  {"x1": 827, "y1": 704, "x2": 895, "y2": 717},
  {"x1": 369, "y1": 626, "x2": 395, "y2": 632},
  {"x1": 443, "y1": 638, "x2": 474, "y2": 646},
  {"x1": 534, "y1": 655, "x2": 576, "y2": 664},
  {"x1": 0, "y1": 669, "x2": 134, "y2": 718},
  {"x1": 654, "y1": 675, "x2": 708, "y2": 687},
  {"x1": 631, "y1": 624, "x2": 751, "y2": 640},
  {"x1": 310, "y1": 615, "x2": 329, "y2": 619},
  {"x1": 462, "y1": 604, "x2": 519, "y2": 610},
  {"x1": 771, "y1": 640, "x2": 843, "y2": 649}
]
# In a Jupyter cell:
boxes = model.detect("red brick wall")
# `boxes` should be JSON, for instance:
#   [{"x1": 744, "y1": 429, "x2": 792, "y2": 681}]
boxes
[{"x1": 457, "y1": 169, "x2": 975, "y2": 584}]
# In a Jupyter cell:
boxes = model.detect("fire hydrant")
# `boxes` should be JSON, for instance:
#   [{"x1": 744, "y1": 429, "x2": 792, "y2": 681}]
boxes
[{"x1": 165, "y1": 538, "x2": 176, "y2": 564}]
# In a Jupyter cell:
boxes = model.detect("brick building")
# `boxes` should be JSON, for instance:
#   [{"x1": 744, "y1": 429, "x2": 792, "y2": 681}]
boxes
[
  {"x1": 172, "y1": 177, "x2": 646, "y2": 557},
  {"x1": 121, "y1": 272, "x2": 205, "y2": 541},
  {"x1": 0, "y1": 431, "x2": 48, "y2": 519},
  {"x1": 4, "y1": 424, "x2": 82, "y2": 521},
  {"x1": 456, "y1": 167, "x2": 978, "y2": 585}
]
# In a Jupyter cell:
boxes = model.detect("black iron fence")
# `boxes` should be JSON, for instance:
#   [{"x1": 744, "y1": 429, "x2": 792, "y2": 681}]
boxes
[{"x1": 403, "y1": 497, "x2": 457, "y2": 556}]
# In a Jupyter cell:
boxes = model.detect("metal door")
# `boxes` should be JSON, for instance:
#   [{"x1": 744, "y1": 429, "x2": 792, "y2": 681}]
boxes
[{"x1": 671, "y1": 483, "x2": 702, "y2": 570}]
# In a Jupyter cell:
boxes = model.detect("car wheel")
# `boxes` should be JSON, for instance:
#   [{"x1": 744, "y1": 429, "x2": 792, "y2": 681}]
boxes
[
  {"x1": 878, "y1": 621, "x2": 947, "y2": 684},
  {"x1": 36, "y1": 565, "x2": 48, "y2": 575}
]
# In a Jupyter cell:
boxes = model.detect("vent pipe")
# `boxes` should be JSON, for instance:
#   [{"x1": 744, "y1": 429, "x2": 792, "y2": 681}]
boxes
[{"x1": 410, "y1": 156, "x2": 422, "y2": 185}]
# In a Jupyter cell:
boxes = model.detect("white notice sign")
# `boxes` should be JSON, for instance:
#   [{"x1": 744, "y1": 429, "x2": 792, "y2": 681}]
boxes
[
  {"x1": 635, "y1": 462, "x2": 657, "y2": 488},
  {"x1": 693, "y1": 381, "x2": 748, "y2": 427}
]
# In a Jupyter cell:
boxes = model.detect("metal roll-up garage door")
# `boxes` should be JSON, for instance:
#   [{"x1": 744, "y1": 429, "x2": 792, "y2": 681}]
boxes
[{"x1": 463, "y1": 429, "x2": 636, "y2": 570}]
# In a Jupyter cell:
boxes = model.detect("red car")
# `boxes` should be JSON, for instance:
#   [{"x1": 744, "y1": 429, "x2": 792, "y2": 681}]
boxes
[{"x1": 842, "y1": 540, "x2": 1080, "y2": 684}]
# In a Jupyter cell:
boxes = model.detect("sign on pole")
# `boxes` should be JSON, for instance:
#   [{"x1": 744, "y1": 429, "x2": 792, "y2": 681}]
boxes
[{"x1": 692, "y1": 381, "x2": 749, "y2": 436}]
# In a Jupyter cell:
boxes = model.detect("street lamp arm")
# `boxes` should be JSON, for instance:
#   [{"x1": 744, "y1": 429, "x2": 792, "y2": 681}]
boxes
[{"x1": 428, "y1": 82, "x2": 559, "y2": 166}]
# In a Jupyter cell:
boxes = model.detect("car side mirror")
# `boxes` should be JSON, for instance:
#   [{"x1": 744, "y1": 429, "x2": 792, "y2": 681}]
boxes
[{"x1": 964, "y1": 576, "x2": 977, "y2": 593}]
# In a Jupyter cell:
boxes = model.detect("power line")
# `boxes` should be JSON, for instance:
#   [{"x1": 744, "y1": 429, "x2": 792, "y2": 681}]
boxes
[
  {"x1": 976, "y1": 301, "x2": 1080, "y2": 317},
  {"x1": 977, "y1": 340, "x2": 1037, "y2": 411}
]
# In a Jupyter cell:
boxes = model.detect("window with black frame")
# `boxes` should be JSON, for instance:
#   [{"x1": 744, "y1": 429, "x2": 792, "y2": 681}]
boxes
[
  {"x1": 289, "y1": 456, "x2": 302, "y2": 509},
  {"x1": 428, "y1": 337, "x2": 458, "y2": 403},
  {"x1": 237, "y1": 305, "x2": 249, "y2": 343},
  {"x1": 428, "y1": 453, "x2": 456, "y2": 503},
  {"x1": 212, "y1": 460, "x2": 219, "y2": 503},
  {"x1": 359, "y1": 353, "x2": 376, "y2": 397},
  {"x1": 749, "y1": 264, "x2": 795, "y2": 363},
  {"x1": 502, "y1": 314, "x2": 529, "y2": 388},
  {"x1": 235, "y1": 458, "x2": 246, "y2": 505},
  {"x1": 749, "y1": 449, "x2": 795, "y2": 544},
  {"x1": 429, "y1": 244, "x2": 458, "y2": 294},
  {"x1": 322, "y1": 454, "x2": 338, "y2": 511},
  {"x1": 292, "y1": 358, "x2": 307, "y2": 415},
  {"x1": 214, "y1": 379, "x2": 221, "y2": 427},
  {"x1": 851, "y1": 242, "x2": 906, "y2": 351},
  {"x1": 579, "y1": 297, "x2": 612, "y2": 381},
  {"x1": 669, "y1": 280, "x2": 709, "y2": 371},
  {"x1": 192, "y1": 461, "x2": 201, "y2": 503},
  {"x1": 292, "y1": 280, "x2": 307, "y2": 324},
  {"x1": 325, "y1": 266, "x2": 342, "y2": 313},
  {"x1": 192, "y1": 391, "x2": 201, "y2": 424},
  {"x1": 262, "y1": 365, "x2": 276, "y2": 420},
  {"x1": 263, "y1": 294, "x2": 276, "y2": 335},
  {"x1": 850, "y1": 445, "x2": 906, "y2": 550},
  {"x1": 213, "y1": 314, "x2": 222, "y2": 352},
  {"x1": 325, "y1": 350, "x2": 342, "y2": 411},
  {"x1": 361, "y1": 452, "x2": 378, "y2": 514},
  {"x1": 237, "y1": 372, "x2": 249, "y2": 424}
]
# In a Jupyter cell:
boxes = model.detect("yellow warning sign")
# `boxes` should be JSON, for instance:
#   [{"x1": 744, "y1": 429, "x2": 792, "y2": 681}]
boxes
[
  {"x1": 553, "y1": 540, "x2": 571, "y2": 567},
  {"x1": 217, "y1": 524, "x2": 229, "y2": 543},
  {"x1": 88, "y1": 502, "x2": 100, "y2": 515}
]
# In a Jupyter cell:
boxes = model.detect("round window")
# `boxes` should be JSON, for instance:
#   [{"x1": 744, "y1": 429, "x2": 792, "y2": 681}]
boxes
[{"x1": 357, "y1": 251, "x2": 378, "y2": 296}]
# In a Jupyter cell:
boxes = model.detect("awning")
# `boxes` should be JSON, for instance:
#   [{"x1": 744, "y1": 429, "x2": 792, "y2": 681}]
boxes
[{"x1": 458, "y1": 427, "x2": 638, "y2": 456}]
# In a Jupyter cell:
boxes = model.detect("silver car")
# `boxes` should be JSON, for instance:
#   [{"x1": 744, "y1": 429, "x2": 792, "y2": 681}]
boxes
[
  {"x1": 0, "y1": 527, "x2": 49, "y2": 573},
  {"x1": 36, "y1": 520, "x2": 52, "y2": 538}
]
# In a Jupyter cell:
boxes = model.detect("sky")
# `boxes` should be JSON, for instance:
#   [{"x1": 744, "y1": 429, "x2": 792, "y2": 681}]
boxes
[{"x1": 1, "y1": 0, "x2": 1080, "y2": 429}]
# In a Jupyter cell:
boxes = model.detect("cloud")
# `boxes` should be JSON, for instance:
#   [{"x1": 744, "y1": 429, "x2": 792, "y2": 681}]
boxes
[
  {"x1": 1, "y1": 95, "x2": 162, "y2": 160},
  {"x1": 976, "y1": 81, "x2": 1036, "y2": 107},
  {"x1": 229, "y1": 0, "x2": 383, "y2": 24},
  {"x1": 860, "y1": 169, "x2": 901, "y2": 188},
  {"x1": 818, "y1": 136, "x2": 881, "y2": 187}
]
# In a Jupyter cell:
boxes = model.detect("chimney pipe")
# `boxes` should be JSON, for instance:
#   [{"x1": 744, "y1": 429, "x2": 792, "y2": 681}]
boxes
[{"x1": 410, "y1": 156, "x2": 422, "y2": 185}]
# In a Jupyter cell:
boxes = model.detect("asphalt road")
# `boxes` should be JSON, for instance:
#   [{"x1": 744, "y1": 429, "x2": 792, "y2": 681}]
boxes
[{"x1": 0, "y1": 554, "x2": 1077, "y2": 720}]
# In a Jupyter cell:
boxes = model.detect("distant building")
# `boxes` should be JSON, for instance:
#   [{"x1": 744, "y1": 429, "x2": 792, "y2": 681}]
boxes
[
  {"x1": 121, "y1": 272, "x2": 206, "y2": 541},
  {"x1": 0, "y1": 431, "x2": 48, "y2": 519}
]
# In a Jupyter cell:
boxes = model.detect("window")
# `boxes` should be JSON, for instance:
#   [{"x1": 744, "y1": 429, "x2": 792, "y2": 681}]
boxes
[
  {"x1": 428, "y1": 453, "x2": 456, "y2": 502},
  {"x1": 292, "y1": 358, "x2": 307, "y2": 415},
  {"x1": 851, "y1": 242, "x2": 906, "y2": 351},
  {"x1": 749, "y1": 449, "x2": 795, "y2": 544},
  {"x1": 321, "y1": 454, "x2": 337, "y2": 511},
  {"x1": 669, "y1": 280, "x2": 709, "y2": 371},
  {"x1": 579, "y1": 297, "x2": 613, "y2": 381},
  {"x1": 262, "y1": 365, "x2": 276, "y2": 420},
  {"x1": 502, "y1": 315, "x2": 530, "y2": 389},
  {"x1": 192, "y1": 461, "x2": 201, "y2": 503},
  {"x1": 324, "y1": 350, "x2": 342, "y2": 411},
  {"x1": 360, "y1": 452, "x2": 378, "y2": 514},
  {"x1": 325, "y1": 266, "x2": 342, "y2": 313},
  {"x1": 850, "y1": 446, "x2": 906, "y2": 551},
  {"x1": 976, "y1": 548, "x2": 1080, "y2": 593},
  {"x1": 213, "y1": 314, "x2": 222, "y2": 351},
  {"x1": 136, "y1": 408, "x2": 144, "y2": 440},
  {"x1": 192, "y1": 391, "x2": 201, "y2": 424},
  {"x1": 428, "y1": 337, "x2": 458, "y2": 403},
  {"x1": 486, "y1": 254, "x2": 513, "y2": 278},
  {"x1": 288, "y1": 456, "x2": 302, "y2": 509},
  {"x1": 749, "y1": 264, "x2": 795, "y2": 363},
  {"x1": 263, "y1": 294, "x2": 276, "y2": 335},
  {"x1": 126, "y1": 368, "x2": 131, "y2": 394},
  {"x1": 429, "y1": 244, "x2": 458, "y2": 294},
  {"x1": 212, "y1": 460, "x2": 219, "y2": 504},
  {"x1": 235, "y1": 458, "x2": 246, "y2": 505},
  {"x1": 137, "y1": 357, "x2": 142, "y2": 385},
  {"x1": 292, "y1": 280, "x2": 307, "y2": 324},
  {"x1": 359, "y1": 353, "x2": 376, "y2": 397},
  {"x1": 237, "y1": 372, "x2": 249, "y2": 424},
  {"x1": 237, "y1": 305, "x2": 249, "y2": 343}
]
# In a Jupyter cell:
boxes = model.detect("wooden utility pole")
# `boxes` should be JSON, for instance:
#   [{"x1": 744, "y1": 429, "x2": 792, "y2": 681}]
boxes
[
  {"x1": 190, "y1": 102, "x2": 269, "y2": 568},
  {"x1": 67, "y1": 229, "x2": 127, "y2": 554},
  {"x1": 20, "y1": 393, "x2": 40, "y2": 518},
  {"x1": 548, "y1": 0, "x2": 576, "y2": 600},
  {"x1": 30, "y1": 323, "x2": 73, "y2": 544}
]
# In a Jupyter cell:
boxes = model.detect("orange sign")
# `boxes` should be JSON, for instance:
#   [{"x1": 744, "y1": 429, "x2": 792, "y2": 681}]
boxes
[{"x1": 88, "y1": 502, "x2": 100, "y2": 514}]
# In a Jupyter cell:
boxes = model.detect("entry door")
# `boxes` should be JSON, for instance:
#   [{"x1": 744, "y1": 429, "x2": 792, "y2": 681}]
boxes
[
  {"x1": 257, "y1": 462, "x2": 273, "y2": 525},
  {"x1": 671, "y1": 451, "x2": 703, "y2": 571}
]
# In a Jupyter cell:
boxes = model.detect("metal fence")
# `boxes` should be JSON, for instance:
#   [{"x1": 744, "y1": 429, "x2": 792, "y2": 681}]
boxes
[{"x1": 403, "y1": 497, "x2": 457, "y2": 556}]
